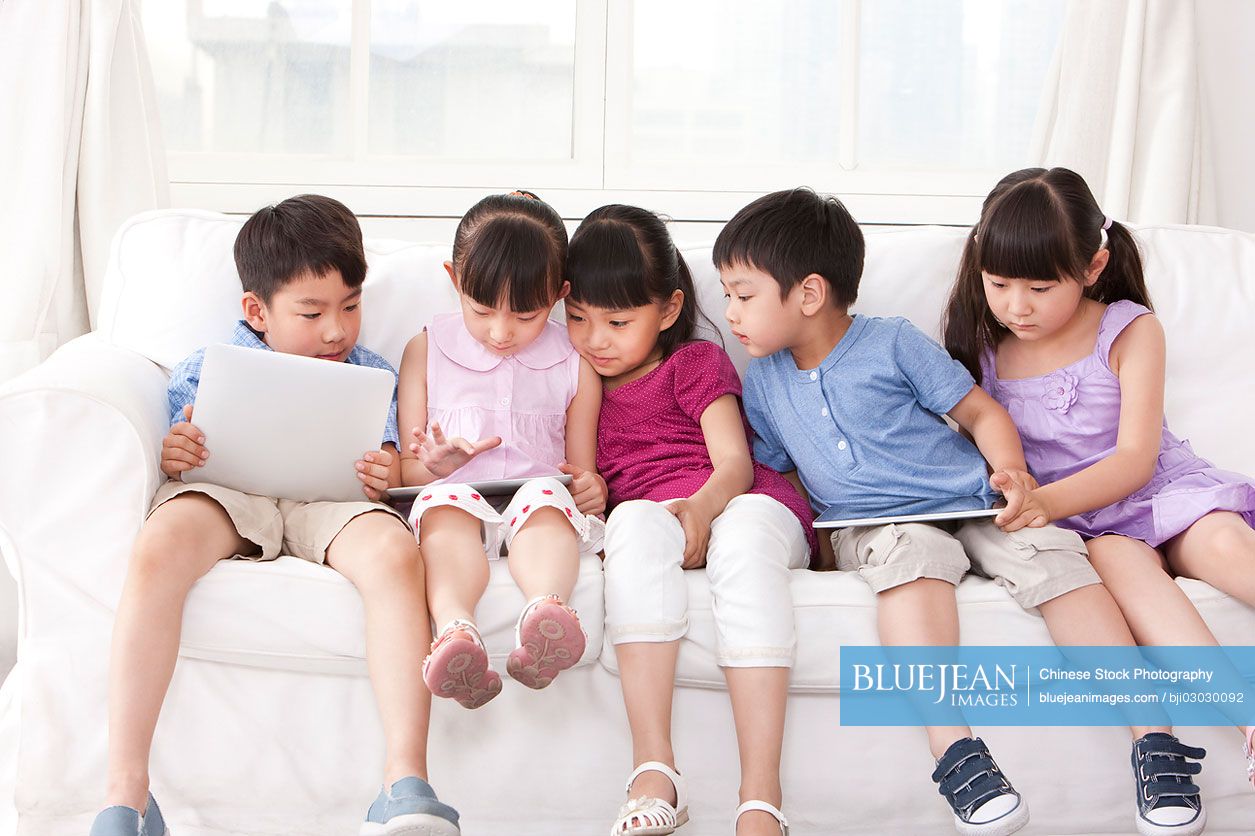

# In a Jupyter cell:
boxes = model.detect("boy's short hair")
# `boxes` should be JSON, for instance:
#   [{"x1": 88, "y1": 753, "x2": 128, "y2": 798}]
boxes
[
  {"x1": 234, "y1": 194, "x2": 367, "y2": 303},
  {"x1": 713, "y1": 187, "x2": 864, "y2": 308}
]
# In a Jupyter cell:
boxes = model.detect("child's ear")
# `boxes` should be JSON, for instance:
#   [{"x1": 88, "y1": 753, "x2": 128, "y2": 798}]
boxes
[
  {"x1": 660, "y1": 288, "x2": 685, "y2": 330},
  {"x1": 443, "y1": 260, "x2": 459, "y2": 290},
  {"x1": 556, "y1": 280, "x2": 571, "y2": 302},
  {"x1": 241, "y1": 292, "x2": 268, "y2": 332},
  {"x1": 798, "y1": 273, "x2": 828, "y2": 315},
  {"x1": 1084, "y1": 248, "x2": 1110, "y2": 286}
]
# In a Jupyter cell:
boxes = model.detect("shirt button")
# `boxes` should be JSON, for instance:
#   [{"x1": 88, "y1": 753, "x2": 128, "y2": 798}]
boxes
[
  {"x1": 500, "y1": 397, "x2": 510, "y2": 406},
  {"x1": 809, "y1": 371, "x2": 818, "y2": 381},
  {"x1": 837, "y1": 440, "x2": 848, "y2": 451},
  {"x1": 821, "y1": 407, "x2": 829, "y2": 417}
]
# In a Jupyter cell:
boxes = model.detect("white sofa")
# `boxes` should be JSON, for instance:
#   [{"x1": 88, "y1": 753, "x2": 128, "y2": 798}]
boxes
[{"x1": 1, "y1": 210, "x2": 1254, "y2": 836}]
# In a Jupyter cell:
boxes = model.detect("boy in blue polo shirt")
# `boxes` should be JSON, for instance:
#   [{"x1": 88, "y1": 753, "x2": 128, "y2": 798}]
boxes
[
  {"x1": 715, "y1": 189, "x2": 1182, "y2": 836},
  {"x1": 90, "y1": 196, "x2": 459, "y2": 836}
]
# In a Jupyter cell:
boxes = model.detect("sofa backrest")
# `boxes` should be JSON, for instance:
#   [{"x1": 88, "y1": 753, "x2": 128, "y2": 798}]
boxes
[{"x1": 95, "y1": 210, "x2": 1255, "y2": 474}]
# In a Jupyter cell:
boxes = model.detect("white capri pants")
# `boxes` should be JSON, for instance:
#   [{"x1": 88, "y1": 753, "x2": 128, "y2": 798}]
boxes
[{"x1": 603, "y1": 493, "x2": 810, "y2": 667}]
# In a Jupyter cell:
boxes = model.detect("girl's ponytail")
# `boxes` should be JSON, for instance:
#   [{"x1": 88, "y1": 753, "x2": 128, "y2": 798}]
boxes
[
  {"x1": 1093, "y1": 220, "x2": 1153, "y2": 310},
  {"x1": 943, "y1": 228, "x2": 1000, "y2": 384}
]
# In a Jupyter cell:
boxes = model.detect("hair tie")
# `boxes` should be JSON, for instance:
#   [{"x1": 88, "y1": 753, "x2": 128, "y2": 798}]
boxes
[
  {"x1": 1098, "y1": 215, "x2": 1114, "y2": 249},
  {"x1": 1102, "y1": 216, "x2": 1113, "y2": 231}
]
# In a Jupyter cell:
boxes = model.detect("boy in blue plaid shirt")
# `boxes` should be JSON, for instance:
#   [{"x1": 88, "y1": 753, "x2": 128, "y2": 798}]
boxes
[{"x1": 90, "y1": 196, "x2": 460, "y2": 836}]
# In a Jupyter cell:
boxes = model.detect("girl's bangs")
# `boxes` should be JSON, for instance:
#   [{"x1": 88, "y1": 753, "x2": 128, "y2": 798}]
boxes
[
  {"x1": 568, "y1": 222, "x2": 656, "y2": 311},
  {"x1": 977, "y1": 187, "x2": 1078, "y2": 282},
  {"x1": 459, "y1": 216, "x2": 560, "y2": 312}
]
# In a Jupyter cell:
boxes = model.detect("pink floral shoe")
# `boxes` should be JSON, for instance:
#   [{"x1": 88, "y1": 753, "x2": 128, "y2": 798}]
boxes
[
  {"x1": 1244, "y1": 726, "x2": 1255, "y2": 789},
  {"x1": 422, "y1": 619, "x2": 501, "y2": 709},
  {"x1": 506, "y1": 594, "x2": 586, "y2": 689}
]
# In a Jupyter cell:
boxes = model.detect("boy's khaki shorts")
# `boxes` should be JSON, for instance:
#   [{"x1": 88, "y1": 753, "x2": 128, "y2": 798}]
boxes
[
  {"x1": 830, "y1": 517, "x2": 1100, "y2": 608},
  {"x1": 149, "y1": 480, "x2": 410, "y2": 564}
]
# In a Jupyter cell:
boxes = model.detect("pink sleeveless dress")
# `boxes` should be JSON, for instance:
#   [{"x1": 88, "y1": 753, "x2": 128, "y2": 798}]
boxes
[{"x1": 981, "y1": 300, "x2": 1255, "y2": 547}]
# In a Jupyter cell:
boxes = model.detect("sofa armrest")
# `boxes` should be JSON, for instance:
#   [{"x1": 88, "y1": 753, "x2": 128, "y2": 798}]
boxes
[{"x1": 0, "y1": 335, "x2": 169, "y2": 643}]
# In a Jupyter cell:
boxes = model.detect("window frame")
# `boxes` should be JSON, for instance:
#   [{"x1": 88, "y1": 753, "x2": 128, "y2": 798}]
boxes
[{"x1": 159, "y1": 0, "x2": 1043, "y2": 225}]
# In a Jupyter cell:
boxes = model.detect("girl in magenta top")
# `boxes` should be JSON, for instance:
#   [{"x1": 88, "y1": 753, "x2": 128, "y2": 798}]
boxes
[
  {"x1": 943, "y1": 167, "x2": 1255, "y2": 802},
  {"x1": 565, "y1": 204, "x2": 812, "y2": 836}
]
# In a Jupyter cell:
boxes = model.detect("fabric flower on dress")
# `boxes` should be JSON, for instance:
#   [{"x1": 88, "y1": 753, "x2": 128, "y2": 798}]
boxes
[{"x1": 1041, "y1": 370, "x2": 1078, "y2": 412}]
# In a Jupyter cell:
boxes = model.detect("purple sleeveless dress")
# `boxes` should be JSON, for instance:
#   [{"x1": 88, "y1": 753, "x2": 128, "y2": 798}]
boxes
[{"x1": 981, "y1": 299, "x2": 1255, "y2": 547}]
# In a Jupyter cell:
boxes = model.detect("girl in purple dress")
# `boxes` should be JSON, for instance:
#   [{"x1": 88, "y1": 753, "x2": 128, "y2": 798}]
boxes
[{"x1": 943, "y1": 167, "x2": 1255, "y2": 809}]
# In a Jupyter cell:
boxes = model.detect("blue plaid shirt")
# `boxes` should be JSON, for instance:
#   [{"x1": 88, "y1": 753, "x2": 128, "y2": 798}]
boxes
[{"x1": 167, "y1": 321, "x2": 400, "y2": 448}]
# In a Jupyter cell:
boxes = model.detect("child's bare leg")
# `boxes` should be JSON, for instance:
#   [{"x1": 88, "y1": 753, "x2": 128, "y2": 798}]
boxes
[
  {"x1": 1037, "y1": 580, "x2": 1169, "y2": 738},
  {"x1": 1164, "y1": 511, "x2": 1255, "y2": 607},
  {"x1": 105, "y1": 493, "x2": 251, "y2": 809},
  {"x1": 877, "y1": 578, "x2": 972, "y2": 758},
  {"x1": 724, "y1": 667, "x2": 789, "y2": 835},
  {"x1": 616, "y1": 641, "x2": 682, "y2": 805},
  {"x1": 325, "y1": 511, "x2": 431, "y2": 784},
  {"x1": 1091, "y1": 532, "x2": 1255, "y2": 740},
  {"x1": 507, "y1": 506, "x2": 579, "y2": 602},
  {"x1": 419, "y1": 505, "x2": 489, "y2": 628}
]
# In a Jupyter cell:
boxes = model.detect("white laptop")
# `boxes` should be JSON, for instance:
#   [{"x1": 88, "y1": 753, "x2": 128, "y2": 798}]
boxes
[
  {"x1": 813, "y1": 493, "x2": 1006, "y2": 529},
  {"x1": 186, "y1": 343, "x2": 395, "y2": 503}
]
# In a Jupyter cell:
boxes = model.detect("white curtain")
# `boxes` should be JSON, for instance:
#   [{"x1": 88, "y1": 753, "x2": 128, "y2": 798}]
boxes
[
  {"x1": 0, "y1": 0, "x2": 168, "y2": 385},
  {"x1": 1031, "y1": 0, "x2": 1210, "y2": 225}
]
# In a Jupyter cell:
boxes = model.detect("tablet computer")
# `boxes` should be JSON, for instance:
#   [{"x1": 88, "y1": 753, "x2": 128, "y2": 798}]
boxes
[
  {"x1": 388, "y1": 473, "x2": 573, "y2": 501},
  {"x1": 813, "y1": 493, "x2": 1006, "y2": 529},
  {"x1": 187, "y1": 343, "x2": 395, "y2": 503}
]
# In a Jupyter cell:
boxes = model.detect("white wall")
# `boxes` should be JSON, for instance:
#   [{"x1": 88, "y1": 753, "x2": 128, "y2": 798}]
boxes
[{"x1": 1198, "y1": 0, "x2": 1255, "y2": 233}]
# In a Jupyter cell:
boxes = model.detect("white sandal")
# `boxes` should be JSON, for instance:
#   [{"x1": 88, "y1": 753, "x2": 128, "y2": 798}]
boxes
[
  {"x1": 734, "y1": 800, "x2": 789, "y2": 835},
  {"x1": 610, "y1": 761, "x2": 689, "y2": 836}
]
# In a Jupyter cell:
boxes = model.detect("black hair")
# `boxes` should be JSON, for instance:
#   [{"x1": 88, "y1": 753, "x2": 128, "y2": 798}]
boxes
[
  {"x1": 567, "y1": 204, "x2": 708, "y2": 358},
  {"x1": 234, "y1": 194, "x2": 366, "y2": 303},
  {"x1": 452, "y1": 191, "x2": 567, "y2": 312},
  {"x1": 713, "y1": 187, "x2": 864, "y2": 308},
  {"x1": 942, "y1": 166, "x2": 1152, "y2": 383}
]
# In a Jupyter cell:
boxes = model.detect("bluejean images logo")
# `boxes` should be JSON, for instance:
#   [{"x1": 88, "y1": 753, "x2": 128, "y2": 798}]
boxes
[
  {"x1": 850, "y1": 660, "x2": 1019, "y2": 708},
  {"x1": 840, "y1": 646, "x2": 1255, "y2": 727}
]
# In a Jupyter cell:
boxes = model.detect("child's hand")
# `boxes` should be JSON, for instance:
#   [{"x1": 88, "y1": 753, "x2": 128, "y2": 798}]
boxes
[
  {"x1": 559, "y1": 462, "x2": 607, "y2": 516},
  {"x1": 355, "y1": 448, "x2": 392, "y2": 501},
  {"x1": 160, "y1": 404, "x2": 208, "y2": 479},
  {"x1": 667, "y1": 497, "x2": 714, "y2": 569},
  {"x1": 992, "y1": 470, "x2": 1051, "y2": 532},
  {"x1": 409, "y1": 422, "x2": 502, "y2": 478}
]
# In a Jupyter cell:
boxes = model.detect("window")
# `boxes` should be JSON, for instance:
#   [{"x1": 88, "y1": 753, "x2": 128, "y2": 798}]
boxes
[{"x1": 143, "y1": 0, "x2": 1064, "y2": 223}]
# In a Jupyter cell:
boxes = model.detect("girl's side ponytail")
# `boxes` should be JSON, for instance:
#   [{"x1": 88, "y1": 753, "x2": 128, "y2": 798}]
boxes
[
  {"x1": 942, "y1": 228, "x2": 1000, "y2": 385},
  {"x1": 1092, "y1": 221, "x2": 1153, "y2": 311},
  {"x1": 658, "y1": 244, "x2": 700, "y2": 356}
]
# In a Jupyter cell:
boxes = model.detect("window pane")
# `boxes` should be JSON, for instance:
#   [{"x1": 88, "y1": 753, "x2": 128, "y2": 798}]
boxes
[
  {"x1": 368, "y1": 0, "x2": 577, "y2": 160},
  {"x1": 624, "y1": 0, "x2": 845, "y2": 168},
  {"x1": 857, "y1": 0, "x2": 1064, "y2": 169},
  {"x1": 144, "y1": 0, "x2": 352, "y2": 156}
]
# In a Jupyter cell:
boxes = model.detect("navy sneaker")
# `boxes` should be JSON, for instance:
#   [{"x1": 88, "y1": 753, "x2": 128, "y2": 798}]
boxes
[
  {"x1": 1132, "y1": 732, "x2": 1206, "y2": 836},
  {"x1": 361, "y1": 776, "x2": 460, "y2": 836},
  {"x1": 931, "y1": 737, "x2": 1029, "y2": 836},
  {"x1": 89, "y1": 793, "x2": 168, "y2": 836}
]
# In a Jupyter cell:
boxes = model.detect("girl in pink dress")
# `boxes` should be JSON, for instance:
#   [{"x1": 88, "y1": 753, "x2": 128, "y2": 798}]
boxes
[
  {"x1": 942, "y1": 167, "x2": 1255, "y2": 825},
  {"x1": 565, "y1": 205, "x2": 814, "y2": 836},
  {"x1": 398, "y1": 192, "x2": 608, "y2": 709}
]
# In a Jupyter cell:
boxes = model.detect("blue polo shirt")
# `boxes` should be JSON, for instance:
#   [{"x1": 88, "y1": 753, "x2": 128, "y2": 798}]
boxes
[{"x1": 742, "y1": 315, "x2": 992, "y2": 512}]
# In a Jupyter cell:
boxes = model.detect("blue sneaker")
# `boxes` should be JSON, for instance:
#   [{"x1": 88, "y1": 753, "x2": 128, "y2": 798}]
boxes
[
  {"x1": 931, "y1": 737, "x2": 1029, "y2": 836},
  {"x1": 361, "y1": 776, "x2": 460, "y2": 836},
  {"x1": 88, "y1": 793, "x2": 168, "y2": 836},
  {"x1": 1132, "y1": 732, "x2": 1206, "y2": 836}
]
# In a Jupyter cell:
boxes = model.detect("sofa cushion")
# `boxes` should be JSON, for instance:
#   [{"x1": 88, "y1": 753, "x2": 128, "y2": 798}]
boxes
[
  {"x1": 177, "y1": 554, "x2": 605, "y2": 674},
  {"x1": 598, "y1": 570, "x2": 1255, "y2": 692}
]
